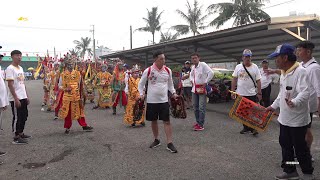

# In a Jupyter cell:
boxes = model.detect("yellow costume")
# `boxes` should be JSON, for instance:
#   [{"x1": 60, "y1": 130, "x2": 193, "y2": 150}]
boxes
[
  {"x1": 59, "y1": 70, "x2": 84, "y2": 120},
  {"x1": 124, "y1": 75, "x2": 145, "y2": 126},
  {"x1": 95, "y1": 71, "x2": 113, "y2": 108}
]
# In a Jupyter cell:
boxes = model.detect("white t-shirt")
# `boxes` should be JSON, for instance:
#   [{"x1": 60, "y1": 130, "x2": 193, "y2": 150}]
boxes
[
  {"x1": 259, "y1": 68, "x2": 279, "y2": 89},
  {"x1": 138, "y1": 65, "x2": 176, "y2": 103},
  {"x1": 181, "y1": 71, "x2": 192, "y2": 88},
  {"x1": 232, "y1": 63, "x2": 261, "y2": 96},
  {"x1": 6, "y1": 65, "x2": 28, "y2": 101},
  {"x1": 0, "y1": 66, "x2": 9, "y2": 108}
]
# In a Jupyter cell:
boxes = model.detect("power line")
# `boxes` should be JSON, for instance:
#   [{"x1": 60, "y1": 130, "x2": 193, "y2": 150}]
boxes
[{"x1": 0, "y1": 24, "x2": 90, "y2": 32}]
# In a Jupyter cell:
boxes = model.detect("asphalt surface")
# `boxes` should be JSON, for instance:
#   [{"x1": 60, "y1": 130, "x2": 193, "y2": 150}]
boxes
[{"x1": 0, "y1": 80, "x2": 319, "y2": 180}]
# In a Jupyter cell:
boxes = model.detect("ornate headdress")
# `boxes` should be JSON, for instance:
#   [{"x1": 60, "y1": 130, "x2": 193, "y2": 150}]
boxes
[{"x1": 131, "y1": 64, "x2": 141, "y2": 72}]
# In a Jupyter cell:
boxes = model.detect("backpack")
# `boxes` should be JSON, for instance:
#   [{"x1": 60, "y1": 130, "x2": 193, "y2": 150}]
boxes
[{"x1": 145, "y1": 66, "x2": 170, "y2": 94}]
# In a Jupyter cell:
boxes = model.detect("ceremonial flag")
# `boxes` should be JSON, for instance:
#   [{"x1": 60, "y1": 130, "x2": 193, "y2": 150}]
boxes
[{"x1": 229, "y1": 95, "x2": 274, "y2": 131}]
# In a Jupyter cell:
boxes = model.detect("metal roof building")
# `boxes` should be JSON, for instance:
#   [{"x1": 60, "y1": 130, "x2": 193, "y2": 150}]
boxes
[{"x1": 101, "y1": 14, "x2": 320, "y2": 67}]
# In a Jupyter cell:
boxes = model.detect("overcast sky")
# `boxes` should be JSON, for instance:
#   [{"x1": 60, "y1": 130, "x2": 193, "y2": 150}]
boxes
[{"x1": 0, "y1": 0, "x2": 319, "y2": 57}]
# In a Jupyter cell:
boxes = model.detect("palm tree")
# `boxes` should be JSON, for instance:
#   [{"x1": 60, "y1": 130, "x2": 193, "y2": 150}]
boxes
[
  {"x1": 171, "y1": 0, "x2": 208, "y2": 36},
  {"x1": 69, "y1": 48, "x2": 79, "y2": 57},
  {"x1": 136, "y1": 7, "x2": 164, "y2": 44},
  {"x1": 159, "y1": 31, "x2": 179, "y2": 43},
  {"x1": 207, "y1": 0, "x2": 270, "y2": 28},
  {"x1": 73, "y1": 37, "x2": 93, "y2": 58}
]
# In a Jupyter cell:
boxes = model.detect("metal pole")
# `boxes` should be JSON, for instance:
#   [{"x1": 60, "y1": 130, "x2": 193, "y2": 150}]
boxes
[
  {"x1": 54, "y1": 47, "x2": 56, "y2": 62},
  {"x1": 91, "y1": 25, "x2": 96, "y2": 61},
  {"x1": 130, "y1": 25, "x2": 133, "y2": 49}
]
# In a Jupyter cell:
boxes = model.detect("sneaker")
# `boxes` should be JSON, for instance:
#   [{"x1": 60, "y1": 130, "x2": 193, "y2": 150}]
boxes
[
  {"x1": 141, "y1": 122, "x2": 145, "y2": 127},
  {"x1": 0, "y1": 161, "x2": 3, "y2": 165},
  {"x1": 275, "y1": 171, "x2": 299, "y2": 180},
  {"x1": 194, "y1": 125, "x2": 204, "y2": 131},
  {"x1": 54, "y1": 116, "x2": 58, "y2": 120},
  {"x1": 131, "y1": 123, "x2": 136, "y2": 127},
  {"x1": 301, "y1": 174, "x2": 315, "y2": 180},
  {"x1": 193, "y1": 123, "x2": 198, "y2": 128},
  {"x1": 20, "y1": 134, "x2": 31, "y2": 139},
  {"x1": 65, "y1": 129, "x2": 70, "y2": 134},
  {"x1": 82, "y1": 126, "x2": 93, "y2": 131},
  {"x1": 251, "y1": 129, "x2": 259, "y2": 136},
  {"x1": 167, "y1": 143, "x2": 178, "y2": 153},
  {"x1": 311, "y1": 156, "x2": 315, "y2": 162},
  {"x1": 240, "y1": 129, "x2": 250, "y2": 134},
  {"x1": 0, "y1": 152, "x2": 6, "y2": 157},
  {"x1": 12, "y1": 138, "x2": 28, "y2": 145},
  {"x1": 149, "y1": 139, "x2": 161, "y2": 148}
]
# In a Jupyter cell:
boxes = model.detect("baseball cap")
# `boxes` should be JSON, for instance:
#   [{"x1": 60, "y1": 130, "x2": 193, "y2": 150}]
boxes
[
  {"x1": 243, "y1": 49, "x2": 252, "y2": 56},
  {"x1": 123, "y1": 64, "x2": 129, "y2": 68},
  {"x1": 185, "y1": 61, "x2": 190, "y2": 64},
  {"x1": 268, "y1": 44, "x2": 295, "y2": 58},
  {"x1": 262, "y1": 59, "x2": 268, "y2": 63}
]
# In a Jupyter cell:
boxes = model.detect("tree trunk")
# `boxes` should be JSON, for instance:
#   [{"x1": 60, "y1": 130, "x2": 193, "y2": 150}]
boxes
[{"x1": 152, "y1": 33, "x2": 155, "y2": 45}]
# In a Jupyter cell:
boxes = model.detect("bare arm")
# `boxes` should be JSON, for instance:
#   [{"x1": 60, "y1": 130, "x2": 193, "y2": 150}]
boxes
[
  {"x1": 231, "y1": 77, "x2": 237, "y2": 92},
  {"x1": 7, "y1": 80, "x2": 18, "y2": 101}
]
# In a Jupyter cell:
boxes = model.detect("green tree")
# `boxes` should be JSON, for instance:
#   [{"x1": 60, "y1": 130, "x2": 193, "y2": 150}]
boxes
[
  {"x1": 159, "y1": 30, "x2": 179, "y2": 43},
  {"x1": 172, "y1": 0, "x2": 208, "y2": 36},
  {"x1": 207, "y1": 0, "x2": 270, "y2": 28},
  {"x1": 69, "y1": 48, "x2": 79, "y2": 57},
  {"x1": 136, "y1": 7, "x2": 164, "y2": 44},
  {"x1": 73, "y1": 37, "x2": 92, "y2": 58}
]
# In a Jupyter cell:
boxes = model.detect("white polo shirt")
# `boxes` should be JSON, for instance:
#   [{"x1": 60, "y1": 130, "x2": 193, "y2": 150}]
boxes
[
  {"x1": 300, "y1": 57, "x2": 320, "y2": 113},
  {"x1": 5, "y1": 65, "x2": 28, "y2": 101}
]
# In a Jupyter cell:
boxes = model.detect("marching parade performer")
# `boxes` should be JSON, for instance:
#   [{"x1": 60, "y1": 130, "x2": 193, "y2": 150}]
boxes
[
  {"x1": 58, "y1": 57, "x2": 93, "y2": 134},
  {"x1": 46, "y1": 64, "x2": 59, "y2": 112},
  {"x1": 83, "y1": 63, "x2": 95, "y2": 104},
  {"x1": 41, "y1": 66, "x2": 50, "y2": 111},
  {"x1": 124, "y1": 65, "x2": 145, "y2": 127},
  {"x1": 111, "y1": 62, "x2": 127, "y2": 115},
  {"x1": 54, "y1": 62, "x2": 64, "y2": 120},
  {"x1": 93, "y1": 64, "x2": 112, "y2": 109}
]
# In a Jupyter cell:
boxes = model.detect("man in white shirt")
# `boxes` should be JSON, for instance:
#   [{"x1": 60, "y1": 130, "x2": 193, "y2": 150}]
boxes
[
  {"x1": 189, "y1": 53, "x2": 214, "y2": 131},
  {"x1": 296, "y1": 41, "x2": 320, "y2": 162},
  {"x1": 124, "y1": 64, "x2": 130, "y2": 96},
  {"x1": 0, "y1": 53, "x2": 8, "y2": 162},
  {"x1": 138, "y1": 51, "x2": 178, "y2": 153},
  {"x1": 6, "y1": 50, "x2": 30, "y2": 145},
  {"x1": 259, "y1": 60, "x2": 279, "y2": 107},
  {"x1": 181, "y1": 61, "x2": 192, "y2": 109},
  {"x1": 231, "y1": 49, "x2": 262, "y2": 135},
  {"x1": 266, "y1": 44, "x2": 314, "y2": 180}
]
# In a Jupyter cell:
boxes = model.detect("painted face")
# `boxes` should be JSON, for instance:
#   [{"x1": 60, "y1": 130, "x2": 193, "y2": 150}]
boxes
[{"x1": 66, "y1": 64, "x2": 73, "y2": 71}]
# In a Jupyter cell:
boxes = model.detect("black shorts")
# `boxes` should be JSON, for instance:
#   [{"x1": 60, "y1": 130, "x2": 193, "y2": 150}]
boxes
[
  {"x1": 307, "y1": 113, "x2": 313, "y2": 128},
  {"x1": 183, "y1": 87, "x2": 192, "y2": 97},
  {"x1": 146, "y1": 102, "x2": 170, "y2": 121}
]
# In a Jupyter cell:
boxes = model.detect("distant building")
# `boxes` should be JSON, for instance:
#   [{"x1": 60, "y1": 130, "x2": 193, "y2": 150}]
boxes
[
  {"x1": 95, "y1": 46, "x2": 113, "y2": 58},
  {"x1": 1, "y1": 56, "x2": 39, "y2": 70}
]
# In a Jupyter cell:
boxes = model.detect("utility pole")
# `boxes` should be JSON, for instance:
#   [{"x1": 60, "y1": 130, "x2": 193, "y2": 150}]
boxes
[
  {"x1": 130, "y1": 25, "x2": 133, "y2": 49},
  {"x1": 54, "y1": 47, "x2": 56, "y2": 61},
  {"x1": 90, "y1": 25, "x2": 96, "y2": 61}
]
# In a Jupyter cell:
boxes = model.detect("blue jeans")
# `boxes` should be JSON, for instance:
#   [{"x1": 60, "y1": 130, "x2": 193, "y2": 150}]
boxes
[{"x1": 192, "y1": 93, "x2": 207, "y2": 127}]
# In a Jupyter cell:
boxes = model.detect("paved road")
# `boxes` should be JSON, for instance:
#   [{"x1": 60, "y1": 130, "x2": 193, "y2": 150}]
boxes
[{"x1": 0, "y1": 80, "x2": 319, "y2": 180}]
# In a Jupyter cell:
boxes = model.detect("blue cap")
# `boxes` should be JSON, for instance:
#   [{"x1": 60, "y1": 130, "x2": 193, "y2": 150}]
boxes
[
  {"x1": 123, "y1": 64, "x2": 129, "y2": 68},
  {"x1": 243, "y1": 49, "x2": 252, "y2": 56},
  {"x1": 268, "y1": 44, "x2": 295, "y2": 58}
]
